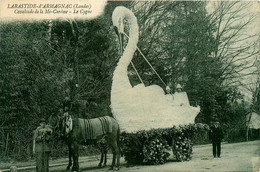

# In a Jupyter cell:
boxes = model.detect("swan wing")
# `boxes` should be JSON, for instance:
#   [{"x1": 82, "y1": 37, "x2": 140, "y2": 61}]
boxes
[{"x1": 112, "y1": 84, "x2": 200, "y2": 132}]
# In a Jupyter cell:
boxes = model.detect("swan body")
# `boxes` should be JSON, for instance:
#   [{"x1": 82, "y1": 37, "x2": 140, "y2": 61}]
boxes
[{"x1": 111, "y1": 6, "x2": 200, "y2": 133}]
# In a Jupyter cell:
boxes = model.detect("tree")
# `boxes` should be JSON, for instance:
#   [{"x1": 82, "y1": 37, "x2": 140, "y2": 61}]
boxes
[
  {"x1": 128, "y1": 1, "x2": 218, "y2": 123},
  {"x1": 123, "y1": 1, "x2": 180, "y2": 87},
  {"x1": 209, "y1": 2, "x2": 259, "y2": 89},
  {"x1": 0, "y1": 1, "x2": 130, "y2": 158},
  {"x1": 245, "y1": 59, "x2": 260, "y2": 141},
  {"x1": 206, "y1": 1, "x2": 259, "y2": 123}
]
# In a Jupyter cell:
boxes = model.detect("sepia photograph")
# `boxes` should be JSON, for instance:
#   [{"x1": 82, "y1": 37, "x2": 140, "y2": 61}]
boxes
[{"x1": 0, "y1": 0, "x2": 259, "y2": 171}]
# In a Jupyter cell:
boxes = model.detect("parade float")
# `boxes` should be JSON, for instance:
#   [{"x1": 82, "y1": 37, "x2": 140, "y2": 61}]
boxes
[{"x1": 110, "y1": 6, "x2": 208, "y2": 164}]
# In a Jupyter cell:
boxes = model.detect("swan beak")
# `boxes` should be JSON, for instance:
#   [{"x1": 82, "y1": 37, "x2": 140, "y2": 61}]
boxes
[
  {"x1": 119, "y1": 33, "x2": 123, "y2": 55},
  {"x1": 114, "y1": 26, "x2": 123, "y2": 55}
]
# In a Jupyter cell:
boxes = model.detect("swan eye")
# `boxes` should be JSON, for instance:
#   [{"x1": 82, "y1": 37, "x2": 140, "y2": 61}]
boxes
[
  {"x1": 123, "y1": 19, "x2": 127, "y2": 25},
  {"x1": 114, "y1": 26, "x2": 119, "y2": 36}
]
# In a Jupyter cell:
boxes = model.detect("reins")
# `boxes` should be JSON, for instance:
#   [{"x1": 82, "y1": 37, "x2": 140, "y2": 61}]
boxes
[{"x1": 48, "y1": 114, "x2": 60, "y2": 130}]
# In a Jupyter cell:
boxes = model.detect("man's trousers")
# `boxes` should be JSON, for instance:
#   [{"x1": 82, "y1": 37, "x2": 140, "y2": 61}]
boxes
[
  {"x1": 212, "y1": 141, "x2": 221, "y2": 157},
  {"x1": 36, "y1": 151, "x2": 50, "y2": 172}
]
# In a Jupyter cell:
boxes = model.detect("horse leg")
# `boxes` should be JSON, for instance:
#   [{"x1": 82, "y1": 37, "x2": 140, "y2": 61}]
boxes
[
  {"x1": 71, "y1": 143, "x2": 79, "y2": 172},
  {"x1": 66, "y1": 142, "x2": 72, "y2": 170},
  {"x1": 115, "y1": 127, "x2": 121, "y2": 170},
  {"x1": 109, "y1": 146, "x2": 116, "y2": 170},
  {"x1": 110, "y1": 141, "x2": 120, "y2": 170},
  {"x1": 103, "y1": 150, "x2": 107, "y2": 167},
  {"x1": 115, "y1": 145, "x2": 120, "y2": 170},
  {"x1": 98, "y1": 151, "x2": 104, "y2": 167},
  {"x1": 114, "y1": 140, "x2": 120, "y2": 170}
]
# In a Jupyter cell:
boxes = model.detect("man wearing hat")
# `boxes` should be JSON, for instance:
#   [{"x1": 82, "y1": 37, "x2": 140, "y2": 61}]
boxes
[
  {"x1": 62, "y1": 98, "x2": 73, "y2": 137},
  {"x1": 33, "y1": 118, "x2": 53, "y2": 172},
  {"x1": 173, "y1": 84, "x2": 190, "y2": 106},
  {"x1": 209, "y1": 121, "x2": 224, "y2": 158}
]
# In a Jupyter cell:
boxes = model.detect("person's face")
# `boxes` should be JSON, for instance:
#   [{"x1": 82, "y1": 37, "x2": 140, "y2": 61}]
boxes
[
  {"x1": 176, "y1": 88, "x2": 182, "y2": 93},
  {"x1": 64, "y1": 106, "x2": 69, "y2": 111}
]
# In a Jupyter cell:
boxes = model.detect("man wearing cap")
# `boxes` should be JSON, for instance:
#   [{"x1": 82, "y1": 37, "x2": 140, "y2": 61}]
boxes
[
  {"x1": 173, "y1": 84, "x2": 190, "y2": 106},
  {"x1": 209, "y1": 121, "x2": 224, "y2": 158},
  {"x1": 62, "y1": 100, "x2": 73, "y2": 137},
  {"x1": 33, "y1": 118, "x2": 53, "y2": 172}
]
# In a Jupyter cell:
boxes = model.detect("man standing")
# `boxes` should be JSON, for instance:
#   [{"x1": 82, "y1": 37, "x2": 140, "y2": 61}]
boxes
[
  {"x1": 33, "y1": 118, "x2": 53, "y2": 172},
  {"x1": 62, "y1": 99, "x2": 73, "y2": 137},
  {"x1": 210, "y1": 121, "x2": 224, "y2": 158}
]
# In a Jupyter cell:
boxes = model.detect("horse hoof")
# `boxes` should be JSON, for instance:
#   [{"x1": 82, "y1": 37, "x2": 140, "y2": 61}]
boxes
[
  {"x1": 98, "y1": 164, "x2": 102, "y2": 167},
  {"x1": 109, "y1": 166, "x2": 113, "y2": 170},
  {"x1": 113, "y1": 167, "x2": 120, "y2": 171},
  {"x1": 71, "y1": 167, "x2": 79, "y2": 172}
]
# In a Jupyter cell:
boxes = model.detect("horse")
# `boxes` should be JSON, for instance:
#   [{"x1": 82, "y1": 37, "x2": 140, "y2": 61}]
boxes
[{"x1": 49, "y1": 114, "x2": 120, "y2": 171}]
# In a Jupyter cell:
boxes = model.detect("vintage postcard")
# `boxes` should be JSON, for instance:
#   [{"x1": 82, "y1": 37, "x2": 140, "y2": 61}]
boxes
[{"x1": 0, "y1": 0, "x2": 259, "y2": 171}]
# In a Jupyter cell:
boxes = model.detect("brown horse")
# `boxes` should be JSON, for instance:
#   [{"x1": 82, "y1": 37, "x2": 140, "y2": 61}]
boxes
[{"x1": 49, "y1": 114, "x2": 120, "y2": 171}]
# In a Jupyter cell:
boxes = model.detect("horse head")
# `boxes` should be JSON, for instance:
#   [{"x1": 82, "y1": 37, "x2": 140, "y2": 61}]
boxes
[
  {"x1": 48, "y1": 111, "x2": 70, "y2": 138},
  {"x1": 48, "y1": 113, "x2": 60, "y2": 130},
  {"x1": 56, "y1": 111, "x2": 73, "y2": 138}
]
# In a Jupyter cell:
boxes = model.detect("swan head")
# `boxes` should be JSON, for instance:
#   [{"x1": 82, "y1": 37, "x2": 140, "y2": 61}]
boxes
[
  {"x1": 112, "y1": 6, "x2": 127, "y2": 35},
  {"x1": 112, "y1": 6, "x2": 130, "y2": 55}
]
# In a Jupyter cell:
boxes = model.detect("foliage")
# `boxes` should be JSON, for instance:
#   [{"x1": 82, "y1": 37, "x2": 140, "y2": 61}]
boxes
[
  {"x1": 143, "y1": 138, "x2": 170, "y2": 165},
  {"x1": 120, "y1": 123, "x2": 209, "y2": 165},
  {"x1": 226, "y1": 128, "x2": 247, "y2": 143},
  {"x1": 0, "y1": 1, "x2": 124, "y2": 159},
  {"x1": 120, "y1": 132, "x2": 144, "y2": 165},
  {"x1": 224, "y1": 102, "x2": 250, "y2": 142},
  {"x1": 172, "y1": 137, "x2": 192, "y2": 161}
]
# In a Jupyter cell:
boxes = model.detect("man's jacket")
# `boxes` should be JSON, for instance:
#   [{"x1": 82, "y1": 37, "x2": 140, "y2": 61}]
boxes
[
  {"x1": 209, "y1": 125, "x2": 223, "y2": 142},
  {"x1": 33, "y1": 125, "x2": 52, "y2": 152}
]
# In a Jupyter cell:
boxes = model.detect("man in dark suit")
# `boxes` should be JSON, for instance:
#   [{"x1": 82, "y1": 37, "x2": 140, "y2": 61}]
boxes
[{"x1": 210, "y1": 121, "x2": 224, "y2": 158}]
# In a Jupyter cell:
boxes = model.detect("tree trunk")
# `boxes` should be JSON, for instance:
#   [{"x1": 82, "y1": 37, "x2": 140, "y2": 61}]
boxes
[
  {"x1": 5, "y1": 132, "x2": 9, "y2": 156},
  {"x1": 246, "y1": 112, "x2": 252, "y2": 141}
]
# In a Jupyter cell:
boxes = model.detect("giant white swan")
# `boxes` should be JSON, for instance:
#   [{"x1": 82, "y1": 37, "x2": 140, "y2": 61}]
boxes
[{"x1": 111, "y1": 6, "x2": 200, "y2": 133}]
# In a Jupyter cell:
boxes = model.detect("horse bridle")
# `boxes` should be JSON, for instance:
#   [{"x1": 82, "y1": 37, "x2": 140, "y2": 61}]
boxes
[
  {"x1": 48, "y1": 114, "x2": 61, "y2": 130},
  {"x1": 48, "y1": 112, "x2": 73, "y2": 138}
]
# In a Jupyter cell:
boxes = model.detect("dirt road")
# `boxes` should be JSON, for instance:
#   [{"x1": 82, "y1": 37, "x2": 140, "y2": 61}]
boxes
[
  {"x1": 50, "y1": 140, "x2": 259, "y2": 172},
  {"x1": 3, "y1": 140, "x2": 259, "y2": 172}
]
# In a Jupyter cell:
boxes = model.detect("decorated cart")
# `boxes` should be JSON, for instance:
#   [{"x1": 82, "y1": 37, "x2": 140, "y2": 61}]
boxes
[{"x1": 110, "y1": 6, "x2": 208, "y2": 164}]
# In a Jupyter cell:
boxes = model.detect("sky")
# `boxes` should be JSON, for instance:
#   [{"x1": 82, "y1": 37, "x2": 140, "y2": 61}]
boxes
[{"x1": 207, "y1": 1, "x2": 259, "y2": 102}]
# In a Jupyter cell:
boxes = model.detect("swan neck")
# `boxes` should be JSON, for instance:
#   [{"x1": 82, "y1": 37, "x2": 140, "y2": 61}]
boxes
[
  {"x1": 112, "y1": 9, "x2": 139, "y2": 92},
  {"x1": 118, "y1": 14, "x2": 138, "y2": 67}
]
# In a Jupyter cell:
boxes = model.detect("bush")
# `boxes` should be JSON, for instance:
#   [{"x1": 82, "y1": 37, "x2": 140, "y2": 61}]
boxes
[
  {"x1": 226, "y1": 128, "x2": 246, "y2": 143},
  {"x1": 120, "y1": 123, "x2": 209, "y2": 165},
  {"x1": 143, "y1": 138, "x2": 170, "y2": 165},
  {"x1": 172, "y1": 136, "x2": 192, "y2": 161},
  {"x1": 120, "y1": 132, "x2": 144, "y2": 164}
]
